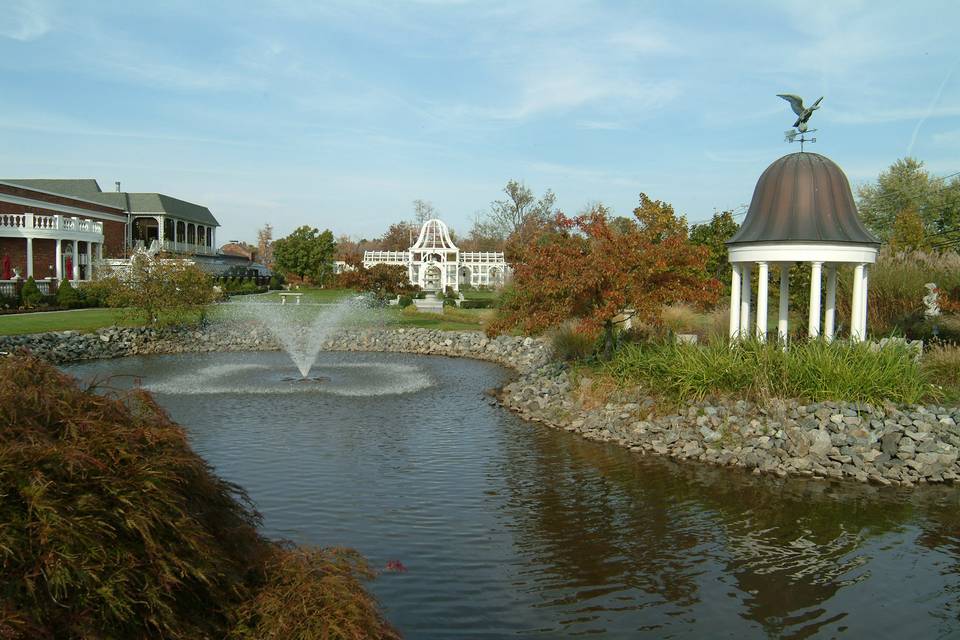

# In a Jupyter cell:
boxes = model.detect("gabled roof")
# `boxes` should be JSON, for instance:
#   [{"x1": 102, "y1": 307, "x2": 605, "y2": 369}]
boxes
[{"x1": 1, "y1": 178, "x2": 220, "y2": 227}]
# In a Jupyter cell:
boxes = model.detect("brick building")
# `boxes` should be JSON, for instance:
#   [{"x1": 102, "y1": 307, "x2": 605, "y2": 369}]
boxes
[{"x1": 0, "y1": 181, "x2": 127, "y2": 284}]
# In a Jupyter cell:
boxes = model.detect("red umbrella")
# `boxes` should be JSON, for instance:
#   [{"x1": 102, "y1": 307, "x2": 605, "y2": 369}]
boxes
[
  {"x1": 2, "y1": 255, "x2": 10, "y2": 280},
  {"x1": 65, "y1": 256, "x2": 73, "y2": 280}
]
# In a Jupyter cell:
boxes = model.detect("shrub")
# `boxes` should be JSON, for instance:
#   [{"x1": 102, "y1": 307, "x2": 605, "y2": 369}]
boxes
[
  {"x1": 459, "y1": 299, "x2": 494, "y2": 309},
  {"x1": 551, "y1": 323, "x2": 598, "y2": 361},
  {"x1": 837, "y1": 249, "x2": 960, "y2": 336},
  {"x1": 56, "y1": 278, "x2": 83, "y2": 308},
  {"x1": 398, "y1": 295, "x2": 413, "y2": 308},
  {"x1": 268, "y1": 274, "x2": 285, "y2": 290},
  {"x1": 109, "y1": 254, "x2": 216, "y2": 326},
  {"x1": 923, "y1": 344, "x2": 960, "y2": 403},
  {"x1": 18, "y1": 276, "x2": 43, "y2": 308},
  {"x1": 602, "y1": 338, "x2": 936, "y2": 405},
  {"x1": 0, "y1": 354, "x2": 395, "y2": 640},
  {"x1": 80, "y1": 278, "x2": 115, "y2": 308}
]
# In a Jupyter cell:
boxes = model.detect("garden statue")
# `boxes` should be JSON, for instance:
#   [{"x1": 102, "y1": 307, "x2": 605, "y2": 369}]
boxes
[{"x1": 923, "y1": 283, "x2": 941, "y2": 318}]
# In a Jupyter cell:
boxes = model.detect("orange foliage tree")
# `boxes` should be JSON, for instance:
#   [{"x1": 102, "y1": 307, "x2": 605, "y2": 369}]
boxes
[{"x1": 488, "y1": 195, "x2": 720, "y2": 354}]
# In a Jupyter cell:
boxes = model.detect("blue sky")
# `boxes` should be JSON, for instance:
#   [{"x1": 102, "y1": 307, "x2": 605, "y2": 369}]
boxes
[{"x1": 1, "y1": 0, "x2": 958, "y2": 243}]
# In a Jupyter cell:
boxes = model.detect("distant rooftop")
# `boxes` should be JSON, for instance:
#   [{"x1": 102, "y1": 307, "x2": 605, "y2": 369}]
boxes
[{"x1": 2, "y1": 179, "x2": 220, "y2": 228}]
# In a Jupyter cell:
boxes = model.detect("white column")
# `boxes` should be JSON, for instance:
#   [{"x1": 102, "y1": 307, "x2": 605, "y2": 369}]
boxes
[
  {"x1": 756, "y1": 262, "x2": 769, "y2": 342},
  {"x1": 97, "y1": 241, "x2": 103, "y2": 261},
  {"x1": 851, "y1": 263, "x2": 865, "y2": 341},
  {"x1": 729, "y1": 263, "x2": 742, "y2": 339},
  {"x1": 778, "y1": 263, "x2": 790, "y2": 344},
  {"x1": 808, "y1": 261, "x2": 823, "y2": 338},
  {"x1": 740, "y1": 263, "x2": 752, "y2": 337},
  {"x1": 25, "y1": 237, "x2": 34, "y2": 278},
  {"x1": 824, "y1": 264, "x2": 837, "y2": 342},
  {"x1": 55, "y1": 240, "x2": 63, "y2": 281},
  {"x1": 860, "y1": 265, "x2": 870, "y2": 339},
  {"x1": 72, "y1": 239, "x2": 79, "y2": 281},
  {"x1": 158, "y1": 216, "x2": 165, "y2": 244}
]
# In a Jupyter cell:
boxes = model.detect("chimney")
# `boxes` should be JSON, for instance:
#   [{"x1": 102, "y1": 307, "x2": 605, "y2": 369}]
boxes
[{"x1": 115, "y1": 181, "x2": 121, "y2": 192}]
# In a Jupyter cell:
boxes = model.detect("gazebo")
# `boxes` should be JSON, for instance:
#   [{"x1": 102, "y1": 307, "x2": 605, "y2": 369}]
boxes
[{"x1": 726, "y1": 152, "x2": 881, "y2": 343}]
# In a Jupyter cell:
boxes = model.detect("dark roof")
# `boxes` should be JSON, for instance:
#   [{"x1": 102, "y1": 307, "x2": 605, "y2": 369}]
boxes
[
  {"x1": 2, "y1": 178, "x2": 103, "y2": 197},
  {"x1": 1, "y1": 178, "x2": 219, "y2": 227},
  {"x1": 727, "y1": 152, "x2": 879, "y2": 246}
]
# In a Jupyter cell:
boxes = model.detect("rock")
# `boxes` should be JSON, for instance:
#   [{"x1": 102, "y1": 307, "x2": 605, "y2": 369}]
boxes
[{"x1": 808, "y1": 429, "x2": 832, "y2": 456}]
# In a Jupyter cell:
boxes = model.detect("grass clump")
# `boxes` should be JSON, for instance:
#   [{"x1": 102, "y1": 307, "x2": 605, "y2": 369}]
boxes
[
  {"x1": 0, "y1": 353, "x2": 396, "y2": 640},
  {"x1": 923, "y1": 343, "x2": 960, "y2": 404},
  {"x1": 602, "y1": 338, "x2": 937, "y2": 405},
  {"x1": 550, "y1": 322, "x2": 598, "y2": 362}
]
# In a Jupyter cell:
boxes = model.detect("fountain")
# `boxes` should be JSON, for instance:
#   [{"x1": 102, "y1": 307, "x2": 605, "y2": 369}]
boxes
[{"x1": 224, "y1": 294, "x2": 369, "y2": 378}]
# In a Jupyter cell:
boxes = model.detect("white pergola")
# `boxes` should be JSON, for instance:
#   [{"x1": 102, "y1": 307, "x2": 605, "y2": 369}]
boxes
[{"x1": 726, "y1": 152, "x2": 881, "y2": 343}]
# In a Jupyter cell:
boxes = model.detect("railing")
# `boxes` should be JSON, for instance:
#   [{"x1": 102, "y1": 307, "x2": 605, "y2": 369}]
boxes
[
  {"x1": 0, "y1": 213, "x2": 103, "y2": 235},
  {"x1": 157, "y1": 239, "x2": 215, "y2": 256},
  {"x1": 0, "y1": 278, "x2": 58, "y2": 299}
]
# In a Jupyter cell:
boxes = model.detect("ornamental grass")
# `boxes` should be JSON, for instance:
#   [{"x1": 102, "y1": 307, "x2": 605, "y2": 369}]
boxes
[
  {"x1": 602, "y1": 338, "x2": 937, "y2": 405},
  {"x1": 0, "y1": 353, "x2": 397, "y2": 640}
]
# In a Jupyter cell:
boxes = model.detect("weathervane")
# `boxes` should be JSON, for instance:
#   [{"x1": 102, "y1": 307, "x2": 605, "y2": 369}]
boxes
[{"x1": 777, "y1": 94, "x2": 823, "y2": 152}]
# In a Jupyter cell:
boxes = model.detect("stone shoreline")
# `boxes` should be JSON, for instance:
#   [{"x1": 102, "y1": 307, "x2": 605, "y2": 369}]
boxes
[
  {"x1": 498, "y1": 365, "x2": 960, "y2": 488},
  {"x1": 5, "y1": 324, "x2": 960, "y2": 488}
]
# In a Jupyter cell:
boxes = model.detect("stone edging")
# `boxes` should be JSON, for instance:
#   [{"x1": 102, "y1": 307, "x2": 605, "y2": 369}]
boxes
[{"x1": 498, "y1": 365, "x2": 960, "y2": 488}]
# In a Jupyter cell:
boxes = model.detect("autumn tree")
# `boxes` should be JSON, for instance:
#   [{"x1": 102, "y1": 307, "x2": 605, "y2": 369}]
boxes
[
  {"x1": 376, "y1": 222, "x2": 416, "y2": 251},
  {"x1": 105, "y1": 254, "x2": 216, "y2": 326},
  {"x1": 272, "y1": 226, "x2": 337, "y2": 285},
  {"x1": 889, "y1": 209, "x2": 929, "y2": 251},
  {"x1": 489, "y1": 194, "x2": 720, "y2": 357},
  {"x1": 256, "y1": 224, "x2": 274, "y2": 267},
  {"x1": 689, "y1": 210, "x2": 740, "y2": 287},
  {"x1": 857, "y1": 157, "x2": 960, "y2": 241},
  {"x1": 484, "y1": 180, "x2": 557, "y2": 239},
  {"x1": 337, "y1": 264, "x2": 413, "y2": 299}
]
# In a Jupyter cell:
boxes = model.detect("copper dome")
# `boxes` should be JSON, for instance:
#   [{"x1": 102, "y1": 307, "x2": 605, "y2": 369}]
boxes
[{"x1": 726, "y1": 152, "x2": 879, "y2": 246}]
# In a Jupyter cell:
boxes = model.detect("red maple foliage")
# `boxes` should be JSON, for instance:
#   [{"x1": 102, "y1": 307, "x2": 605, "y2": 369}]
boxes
[{"x1": 488, "y1": 195, "x2": 720, "y2": 351}]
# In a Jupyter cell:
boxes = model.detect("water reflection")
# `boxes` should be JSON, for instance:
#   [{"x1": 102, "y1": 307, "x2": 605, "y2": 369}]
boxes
[{"x1": 65, "y1": 352, "x2": 960, "y2": 639}]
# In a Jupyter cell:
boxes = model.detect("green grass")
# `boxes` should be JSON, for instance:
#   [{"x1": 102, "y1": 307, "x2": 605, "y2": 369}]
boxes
[
  {"x1": 602, "y1": 338, "x2": 938, "y2": 405},
  {"x1": 256, "y1": 287, "x2": 355, "y2": 303},
  {"x1": 0, "y1": 308, "x2": 141, "y2": 336},
  {"x1": 385, "y1": 306, "x2": 493, "y2": 331},
  {"x1": 460, "y1": 288, "x2": 500, "y2": 301}
]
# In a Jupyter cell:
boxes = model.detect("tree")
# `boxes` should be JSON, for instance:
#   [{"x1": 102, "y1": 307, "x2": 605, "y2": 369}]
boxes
[
  {"x1": 338, "y1": 263, "x2": 414, "y2": 299},
  {"x1": 689, "y1": 210, "x2": 741, "y2": 287},
  {"x1": 889, "y1": 209, "x2": 928, "y2": 251},
  {"x1": 412, "y1": 199, "x2": 436, "y2": 226},
  {"x1": 272, "y1": 226, "x2": 337, "y2": 285},
  {"x1": 488, "y1": 194, "x2": 720, "y2": 357},
  {"x1": 857, "y1": 158, "x2": 960, "y2": 241},
  {"x1": 106, "y1": 254, "x2": 216, "y2": 326},
  {"x1": 486, "y1": 180, "x2": 556, "y2": 239},
  {"x1": 376, "y1": 222, "x2": 416, "y2": 251},
  {"x1": 256, "y1": 224, "x2": 274, "y2": 267}
]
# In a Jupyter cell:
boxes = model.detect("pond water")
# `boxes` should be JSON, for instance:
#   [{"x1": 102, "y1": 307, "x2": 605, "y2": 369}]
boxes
[{"x1": 65, "y1": 351, "x2": 960, "y2": 639}]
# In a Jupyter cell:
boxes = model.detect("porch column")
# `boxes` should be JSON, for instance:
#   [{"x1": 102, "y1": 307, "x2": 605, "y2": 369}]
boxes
[
  {"x1": 55, "y1": 240, "x2": 63, "y2": 280},
  {"x1": 97, "y1": 241, "x2": 103, "y2": 261},
  {"x1": 860, "y1": 265, "x2": 870, "y2": 339},
  {"x1": 158, "y1": 216, "x2": 165, "y2": 244},
  {"x1": 728, "y1": 263, "x2": 742, "y2": 339},
  {"x1": 739, "y1": 263, "x2": 752, "y2": 337},
  {"x1": 26, "y1": 237, "x2": 34, "y2": 278},
  {"x1": 824, "y1": 264, "x2": 837, "y2": 342},
  {"x1": 72, "y1": 239, "x2": 79, "y2": 281},
  {"x1": 850, "y1": 263, "x2": 865, "y2": 341},
  {"x1": 778, "y1": 263, "x2": 790, "y2": 343},
  {"x1": 756, "y1": 262, "x2": 769, "y2": 342},
  {"x1": 808, "y1": 261, "x2": 823, "y2": 338}
]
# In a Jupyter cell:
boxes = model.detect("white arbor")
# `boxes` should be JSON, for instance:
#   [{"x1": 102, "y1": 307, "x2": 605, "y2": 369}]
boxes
[{"x1": 726, "y1": 153, "x2": 880, "y2": 343}]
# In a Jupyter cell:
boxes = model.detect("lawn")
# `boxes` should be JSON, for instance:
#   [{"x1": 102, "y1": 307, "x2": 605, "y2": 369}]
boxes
[
  {"x1": 0, "y1": 289, "x2": 497, "y2": 337},
  {"x1": 0, "y1": 308, "x2": 139, "y2": 336}
]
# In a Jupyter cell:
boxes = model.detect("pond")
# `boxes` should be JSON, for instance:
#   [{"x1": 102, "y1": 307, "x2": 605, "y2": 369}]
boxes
[{"x1": 65, "y1": 351, "x2": 960, "y2": 639}]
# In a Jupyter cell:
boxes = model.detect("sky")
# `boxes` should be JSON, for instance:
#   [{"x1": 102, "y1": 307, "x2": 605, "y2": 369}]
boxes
[{"x1": 0, "y1": 0, "x2": 958, "y2": 244}]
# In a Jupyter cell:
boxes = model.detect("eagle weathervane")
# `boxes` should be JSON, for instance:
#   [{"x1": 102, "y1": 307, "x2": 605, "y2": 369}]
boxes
[{"x1": 777, "y1": 93, "x2": 823, "y2": 151}]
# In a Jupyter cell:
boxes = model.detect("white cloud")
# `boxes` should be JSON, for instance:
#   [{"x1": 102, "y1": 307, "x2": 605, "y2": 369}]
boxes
[{"x1": 0, "y1": 0, "x2": 52, "y2": 41}]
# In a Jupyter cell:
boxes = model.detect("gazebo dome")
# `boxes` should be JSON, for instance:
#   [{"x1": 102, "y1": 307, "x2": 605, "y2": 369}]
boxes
[{"x1": 727, "y1": 152, "x2": 879, "y2": 246}]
